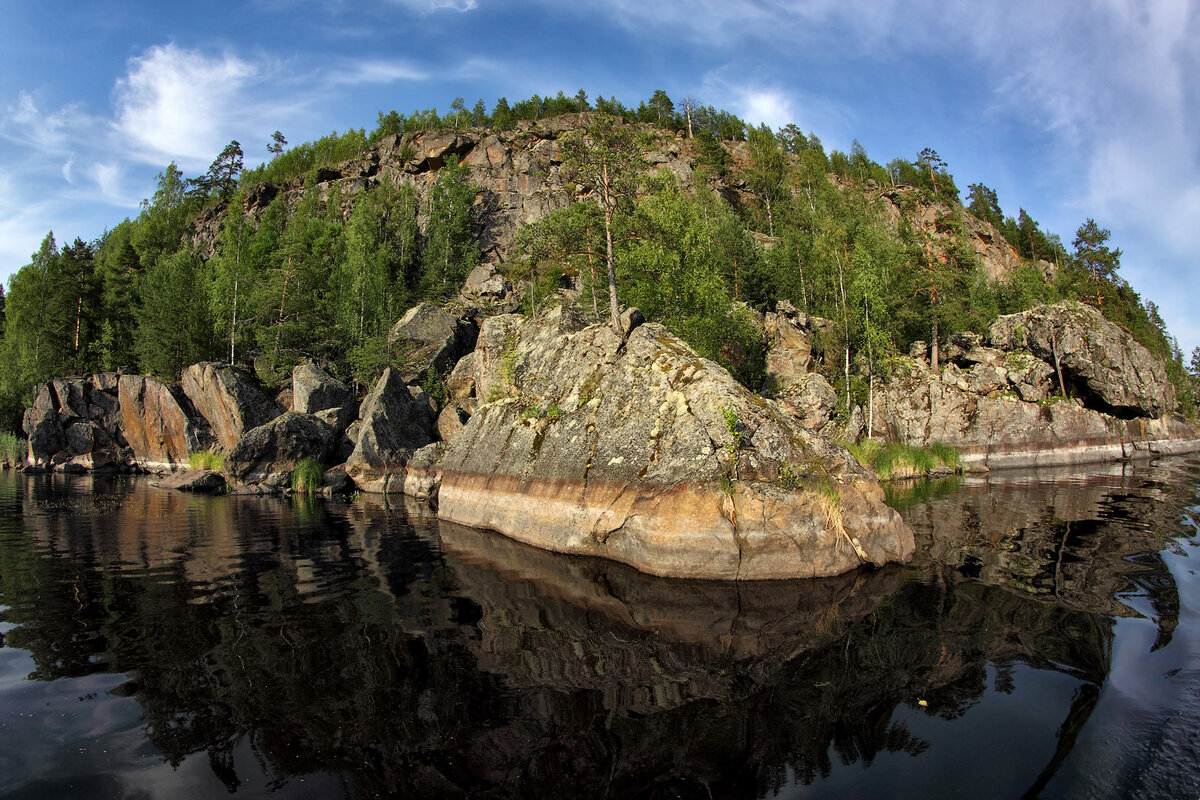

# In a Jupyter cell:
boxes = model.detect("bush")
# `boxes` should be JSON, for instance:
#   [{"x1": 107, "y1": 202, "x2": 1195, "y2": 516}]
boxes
[{"x1": 292, "y1": 457, "x2": 324, "y2": 496}]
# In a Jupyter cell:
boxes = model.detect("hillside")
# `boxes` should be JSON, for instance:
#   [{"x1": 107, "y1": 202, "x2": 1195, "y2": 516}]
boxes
[{"x1": 2, "y1": 95, "x2": 1195, "y2": 432}]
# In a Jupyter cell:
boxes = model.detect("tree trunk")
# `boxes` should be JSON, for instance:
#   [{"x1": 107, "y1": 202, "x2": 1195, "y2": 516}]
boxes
[{"x1": 605, "y1": 205, "x2": 620, "y2": 334}]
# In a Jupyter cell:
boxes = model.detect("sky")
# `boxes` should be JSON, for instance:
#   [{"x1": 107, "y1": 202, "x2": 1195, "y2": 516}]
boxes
[{"x1": 2, "y1": 0, "x2": 1198, "y2": 354}]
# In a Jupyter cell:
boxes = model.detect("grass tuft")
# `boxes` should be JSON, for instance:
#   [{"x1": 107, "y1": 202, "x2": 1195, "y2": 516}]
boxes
[
  {"x1": 292, "y1": 457, "x2": 324, "y2": 496},
  {"x1": 0, "y1": 431, "x2": 25, "y2": 463},
  {"x1": 844, "y1": 439, "x2": 960, "y2": 481},
  {"x1": 188, "y1": 450, "x2": 225, "y2": 471}
]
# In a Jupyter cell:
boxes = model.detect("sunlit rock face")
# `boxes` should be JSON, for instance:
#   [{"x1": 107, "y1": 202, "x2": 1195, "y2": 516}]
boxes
[{"x1": 436, "y1": 306, "x2": 913, "y2": 580}]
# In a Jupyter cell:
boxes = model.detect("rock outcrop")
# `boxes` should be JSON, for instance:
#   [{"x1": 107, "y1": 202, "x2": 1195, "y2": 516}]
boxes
[
  {"x1": 988, "y1": 301, "x2": 1174, "y2": 418},
  {"x1": 291, "y1": 362, "x2": 355, "y2": 433},
  {"x1": 23, "y1": 376, "x2": 128, "y2": 472},
  {"x1": 226, "y1": 411, "x2": 337, "y2": 486},
  {"x1": 869, "y1": 304, "x2": 1199, "y2": 468},
  {"x1": 344, "y1": 367, "x2": 437, "y2": 493},
  {"x1": 182, "y1": 362, "x2": 281, "y2": 450},
  {"x1": 435, "y1": 306, "x2": 913, "y2": 580},
  {"x1": 387, "y1": 302, "x2": 478, "y2": 385},
  {"x1": 118, "y1": 375, "x2": 212, "y2": 472}
]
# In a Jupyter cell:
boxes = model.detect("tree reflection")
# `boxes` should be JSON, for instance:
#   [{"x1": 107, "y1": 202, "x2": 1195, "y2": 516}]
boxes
[{"x1": 0, "y1": 460, "x2": 1194, "y2": 798}]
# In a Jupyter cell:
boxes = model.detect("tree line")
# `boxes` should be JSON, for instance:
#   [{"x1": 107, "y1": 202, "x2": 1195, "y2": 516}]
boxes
[{"x1": 1, "y1": 89, "x2": 1195, "y2": 431}]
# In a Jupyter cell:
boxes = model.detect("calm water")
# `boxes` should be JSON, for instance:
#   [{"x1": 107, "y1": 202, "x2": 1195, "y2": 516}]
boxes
[{"x1": 0, "y1": 460, "x2": 1197, "y2": 799}]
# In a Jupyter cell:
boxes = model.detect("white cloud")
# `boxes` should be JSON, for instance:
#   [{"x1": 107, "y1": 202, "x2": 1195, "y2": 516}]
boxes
[
  {"x1": 112, "y1": 44, "x2": 258, "y2": 168},
  {"x1": 324, "y1": 59, "x2": 429, "y2": 86},
  {"x1": 90, "y1": 162, "x2": 122, "y2": 202},
  {"x1": 387, "y1": 0, "x2": 479, "y2": 11}
]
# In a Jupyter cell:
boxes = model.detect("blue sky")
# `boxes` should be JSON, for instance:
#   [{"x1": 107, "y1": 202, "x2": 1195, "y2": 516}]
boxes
[{"x1": 3, "y1": 0, "x2": 1198, "y2": 354}]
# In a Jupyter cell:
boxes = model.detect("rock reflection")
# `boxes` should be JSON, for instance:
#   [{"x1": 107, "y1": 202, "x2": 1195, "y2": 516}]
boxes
[{"x1": 0, "y1": 462, "x2": 1194, "y2": 798}]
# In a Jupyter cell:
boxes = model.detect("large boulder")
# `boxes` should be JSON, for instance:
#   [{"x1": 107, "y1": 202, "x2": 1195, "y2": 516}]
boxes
[
  {"x1": 291, "y1": 362, "x2": 355, "y2": 432},
  {"x1": 344, "y1": 367, "x2": 437, "y2": 493},
  {"x1": 387, "y1": 303, "x2": 478, "y2": 385},
  {"x1": 118, "y1": 375, "x2": 207, "y2": 472},
  {"x1": 23, "y1": 377, "x2": 130, "y2": 470},
  {"x1": 435, "y1": 307, "x2": 913, "y2": 580},
  {"x1": 226, "y1": 411, "x2": 337, "y2": 486},
  {"x1": 988, "y1": 301, "x2": 1174, "y2": 417},
  {"x1": 182, "y1": 362, "x2": 281, "y2": 450}
]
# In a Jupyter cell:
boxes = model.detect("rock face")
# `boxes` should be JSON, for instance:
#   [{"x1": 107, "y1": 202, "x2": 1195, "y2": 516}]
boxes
[
  {"x1": 988, "y1": 302, "x2": 1174, "y2": 418},
  {"x1": 22, "y1": 377, "x2": 129, "y2": 471},
  {"x1": 291, "y1": 362, "x2": 355, "y2": 432},
  {"x1": 435, "y1": 306, "x2": 913, "y2": 580},
  {"x1": 118, "y1": 375, "x2": 210, "y2": 472},
  {"x1": 387, "y1": 302, "x2": 478, "y2": 385},
  {"x1": 226, "y1": 412, "x2": 337, "y2": 485},
  {"x1": 872, "y1": 358, "x2": 1197, "y2": 469},
  {"x1": 761, "y1": 302, "x2": 839, "y2": 430},
  {"x1": 182, "y1": 362, "x2": 280, "y2": 450},
  {"x1": 344, "y1": 368, "x2": 437, "y2": 493}
]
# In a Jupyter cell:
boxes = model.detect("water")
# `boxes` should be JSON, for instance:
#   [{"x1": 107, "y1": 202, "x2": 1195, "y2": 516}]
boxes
[{"x1": 0, "y1": 460, "x2": 1197, "y2": 799}]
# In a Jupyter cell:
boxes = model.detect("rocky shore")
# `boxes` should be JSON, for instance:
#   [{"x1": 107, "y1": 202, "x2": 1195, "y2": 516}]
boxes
[{"x1": 17, "y1": 298, "x2": 1198, "y2": 579}]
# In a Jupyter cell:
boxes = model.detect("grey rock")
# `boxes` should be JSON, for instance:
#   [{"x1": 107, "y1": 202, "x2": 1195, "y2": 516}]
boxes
[
  {"x1": 345, "y1": 367, "x2": 437, "y2": 493},
  {"x1": 182, "y1": 362, "x2": 280, "y2": 451},
  {"x1": 156, "y1": 469, "x2": 227, "y2": 493},
  {"x1": 989, "y1": 301, "x2": 1174, "y2": 417},
  {"x1": 387, "y1": 302, "x2": 478, "y2": 385},
  {"x1": 226, "y1": 411, "x2": 337, "y2": 484},
  {"x1": 436, "y1": 310, "x2": 913, "y2": 580},
  {"x1": 292, "y1": 362, "x2": 355, "y2": 432}
]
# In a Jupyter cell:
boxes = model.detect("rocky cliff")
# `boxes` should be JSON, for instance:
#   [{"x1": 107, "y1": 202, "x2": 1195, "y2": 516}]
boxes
[{"x1": 760, "y1": 299, "x2": 1199, "y2": 468}]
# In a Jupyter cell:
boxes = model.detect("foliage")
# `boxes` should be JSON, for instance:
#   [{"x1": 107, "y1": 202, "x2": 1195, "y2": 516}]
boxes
[
  {"x1": 292, "y1": 457, "x2": 325, "y2": 496},
  {"x1": 0, "y1": 431, "x2": 24, "y2": 463},
  {"x1": 844, "y1": 439, "x2": 960, "y2": 481},
  {"x1": 188, "y1": 450, "x2": 225, "y2": 471}
]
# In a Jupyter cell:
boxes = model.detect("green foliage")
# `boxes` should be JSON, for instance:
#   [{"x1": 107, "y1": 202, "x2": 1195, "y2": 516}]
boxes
[
  {"x1": 0, "y1": 431, "x2": 25, "y2": 463},
  {"x1": 136, "y1": 250, "x2": 215, "y2": 377},
  {"x1": 422, "y1": 157, "x2": 480, "y2": 295},
  {"x1": 241, "y1": 128, "x2": 369, "y2": 187},
  {"x1": 188, "y1": 450, "x2": 225, "y2": 471},
  {"x1": 777, "y1": 461, "x2": 801, "y2": 490},
  {"x1": 844, "y1": 439, "x2": 960, "y2": 481},
  {"x1": 420, "y1": 366, "x2": 449, "y2": 407},
  {"x1": 292, "y1": 457, "x2": 325, "y2": 496}
]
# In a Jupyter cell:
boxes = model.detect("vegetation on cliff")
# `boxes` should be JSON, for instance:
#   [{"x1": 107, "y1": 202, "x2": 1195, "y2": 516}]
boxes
[{"x1": 1, "y1": 89, "x2": 1195, "y2": 430}]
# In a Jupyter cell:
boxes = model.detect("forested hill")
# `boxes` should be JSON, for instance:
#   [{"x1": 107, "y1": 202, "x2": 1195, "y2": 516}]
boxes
[{"x1": 1, "y1": 90, "x2": 1195, "y2": 431}]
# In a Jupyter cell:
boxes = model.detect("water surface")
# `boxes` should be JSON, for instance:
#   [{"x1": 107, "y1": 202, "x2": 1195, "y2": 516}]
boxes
[{"x1": 0, "y1": 460, "x2": 1197, "y2": 798}]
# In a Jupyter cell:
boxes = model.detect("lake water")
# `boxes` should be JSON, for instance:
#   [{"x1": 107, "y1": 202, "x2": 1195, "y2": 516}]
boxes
[{"x1": 0, "y1": 459, "x2": 1197, "y2": 799}]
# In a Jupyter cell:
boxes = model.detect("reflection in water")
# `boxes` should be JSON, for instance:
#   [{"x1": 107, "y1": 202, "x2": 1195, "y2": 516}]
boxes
[{"x1": 0, "y1": 460, "x2": 1197, "y2": 798}]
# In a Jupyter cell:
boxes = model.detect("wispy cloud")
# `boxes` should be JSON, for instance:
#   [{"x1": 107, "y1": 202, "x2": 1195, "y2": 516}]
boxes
[
  {"x1": 323, "y1": 58, "x2": 429, "y2": 86},
  {"x1": 386, "y1": 0, "x2": 480, "y2": 12},
  {"x1": 112, "y1": 43, "x2": 259, "y2": 168}
]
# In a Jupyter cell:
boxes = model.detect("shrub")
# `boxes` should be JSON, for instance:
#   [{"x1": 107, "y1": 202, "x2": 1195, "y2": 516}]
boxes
[{"x1": 292, "y1": 457, "x2": 325, "y2": 496}]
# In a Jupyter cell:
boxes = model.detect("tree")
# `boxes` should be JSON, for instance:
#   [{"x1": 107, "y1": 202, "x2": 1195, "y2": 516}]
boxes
[
  {"x1": 136, "y1": 250, "x2": 214, "y2": 377},
  {"x1": 560, "y1": 115, "x2": 644, "y2": 334},
  {"x1": 647, "y1": 90, "x2": 674, "y2": 124},
  {"x1": 422, "y1": 157, "x2": 479, "y2": 294},
  {"x1": 191, "y1": 141, "x2": 244, "y2": 203},
  {"x1": 1072, "y1": 218, "x2": 1121, "y2": 308},
  {"x1": 492, "y1": 96, "x2": 514, "y2": 130},
  {"x1": 966, "y1": 183, "x2": 1003, "y2": 230},
  {"x1": 1190, "y1": 346, "x2": 1200, "y2": 378},
  {"x1": 746, "y1": 124, "x2": 788, "y2": 237},
  {"x1": 267, "y1": 131, "x2": 287, "y2": 156}
]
